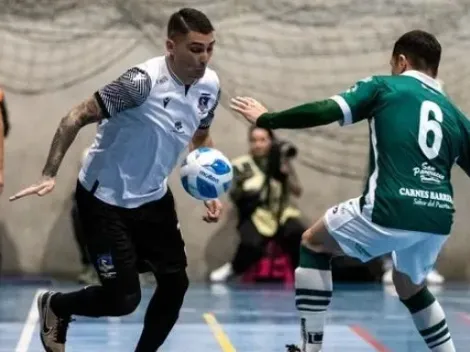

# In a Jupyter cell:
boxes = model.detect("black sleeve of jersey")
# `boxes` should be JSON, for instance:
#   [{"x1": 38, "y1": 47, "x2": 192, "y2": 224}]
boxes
[
  {"x1": 95, "y1": 67, "x2": 152, "y2": 118},
  {"x1": 198, "y1": 89, "x2": 221, "y2": 130}
]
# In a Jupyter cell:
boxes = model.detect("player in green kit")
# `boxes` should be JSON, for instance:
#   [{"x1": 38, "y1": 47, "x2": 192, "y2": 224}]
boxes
[{"x1": 230, "y1": 30, "x2": 466, "y2": 352}]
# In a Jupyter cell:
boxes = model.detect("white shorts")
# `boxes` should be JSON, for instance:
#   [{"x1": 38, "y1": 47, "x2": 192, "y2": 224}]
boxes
[{"x1": 323, "y1": 197, "x2": 448, "y2": 284}]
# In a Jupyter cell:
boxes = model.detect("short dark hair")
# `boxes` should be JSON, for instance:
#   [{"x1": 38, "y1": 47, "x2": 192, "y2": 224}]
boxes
[
  {"x1": 392, "y1": 30, "x2": 441, "y2": 76},
  {"x1": 167, "y1": 8, "x2": 214, "y2": 39}
]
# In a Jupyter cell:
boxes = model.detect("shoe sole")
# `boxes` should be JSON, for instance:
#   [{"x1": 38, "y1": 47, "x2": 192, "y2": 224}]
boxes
[{"x1": 37, "y1": 292, "x2": 54, "y2": 352}]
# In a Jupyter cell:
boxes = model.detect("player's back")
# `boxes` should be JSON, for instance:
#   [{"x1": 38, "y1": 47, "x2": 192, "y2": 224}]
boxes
[{"x1": 360, "y1": 72, "x2": 470, "y2": 235}]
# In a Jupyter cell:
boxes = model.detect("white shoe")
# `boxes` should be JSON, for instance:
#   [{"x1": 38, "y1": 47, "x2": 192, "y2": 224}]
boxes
[
  {"x1": 210, "y1": 263, "x2": 234, "y2": 282},
  {"x1": 426, "y1": 269, "x2": 445, "y2": 285},
  {"x1": 382, "y1": 268, "x2": 393, "y2": 284}
]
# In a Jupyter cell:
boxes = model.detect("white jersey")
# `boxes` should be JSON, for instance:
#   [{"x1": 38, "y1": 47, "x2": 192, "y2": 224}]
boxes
[{"x1": 79, "y1": 56, "x2": 221, "y2": 208}]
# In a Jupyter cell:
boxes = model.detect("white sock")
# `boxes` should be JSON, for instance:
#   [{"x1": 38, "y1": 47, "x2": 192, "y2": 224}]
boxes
[
  {"x1": 402, "y1": 287, "x2": 455, "y2": 352},
  {"x1": 295, "y1": 249, "x2": 332, "y2": 352}
]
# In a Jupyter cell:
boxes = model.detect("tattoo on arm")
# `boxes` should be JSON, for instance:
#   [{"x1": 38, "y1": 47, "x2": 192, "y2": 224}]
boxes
[{"x1": 42, "y1": 96, "x2": 104, "y2": 177}]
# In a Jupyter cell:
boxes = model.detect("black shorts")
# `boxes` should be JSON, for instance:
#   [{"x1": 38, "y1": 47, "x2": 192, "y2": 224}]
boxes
[{"x1": 75, "y1": 181, "x2": 187, "y2": 276}]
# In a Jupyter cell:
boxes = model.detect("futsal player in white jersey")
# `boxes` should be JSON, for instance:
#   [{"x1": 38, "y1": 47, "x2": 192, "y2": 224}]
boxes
[{"x1": 10, "y1": 8, "x2": 222, "y2": 352}]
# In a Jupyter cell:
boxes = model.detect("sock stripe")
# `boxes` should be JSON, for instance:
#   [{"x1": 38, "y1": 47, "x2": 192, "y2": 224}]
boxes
[
  {"x1": 296, "y1": 298, "x2": 330, "y2": 307},
  {"x1": 296, "y1": 288, "x2": 332, "y2": 297},
  {"x1": 297, "y1": 307, "x2": 327, "y2": 312},
  {"x1": 425, "y1": 327, "x2": 449, "y2": 345},
  {"x1": 296, "y1": 295, "x2": 330, "y2": 303},
  {"x1": 419, "y1": 318, "x2": 446, "y2": 337},
  {"x1": 428, "y1": 335, "x2": 452, "y2": 349}
]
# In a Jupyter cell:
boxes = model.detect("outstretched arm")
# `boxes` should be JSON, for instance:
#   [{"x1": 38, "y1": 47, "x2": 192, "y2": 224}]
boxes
[
  {"x1": 43, "y1": 65, "x2": 153, "y2": 177},
  {"x1": 255, "y1": 99, "x2": 343, "y2": 129},
  {"x1": 42, "y1": 96, "x2": 104, "y2": 177},
  {"x1": 230, "y1": 76, "x2": 380, "y2": 129},
  {"x1": 10, "y1": 65, "x2": 152, "y2": 201}
]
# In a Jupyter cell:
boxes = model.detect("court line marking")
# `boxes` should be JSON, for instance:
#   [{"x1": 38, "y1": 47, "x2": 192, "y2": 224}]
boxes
[
  {"x1": 203, "y1": 312, "x2": 236, "y2": 352},
  {"x1": 349, "y1": 325, "x2": 390, "y2": 352},
  {"x1": 15, "y1": 288, "x2": 47, "y2": 352}
]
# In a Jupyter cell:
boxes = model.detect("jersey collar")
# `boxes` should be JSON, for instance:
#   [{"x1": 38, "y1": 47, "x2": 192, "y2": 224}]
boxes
[
  {"x1": 165, "y1": 56, "x2": 184, "y2": 86},
  {"x1": 401, "y1": 70, "x2": 444, "y2": 93},
  {"x1": 164, "y1": 56, "x2": 199, "y2": 87}
]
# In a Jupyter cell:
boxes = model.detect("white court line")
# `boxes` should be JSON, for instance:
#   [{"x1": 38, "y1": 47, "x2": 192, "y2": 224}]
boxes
[{"x1": 15, "y1": 288, "x2": 47, "y2": 352}]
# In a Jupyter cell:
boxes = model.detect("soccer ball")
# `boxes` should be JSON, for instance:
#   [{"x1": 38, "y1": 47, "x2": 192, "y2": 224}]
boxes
[{"x1": 180, "y1": 147, "x2": 233, "y2": 201}]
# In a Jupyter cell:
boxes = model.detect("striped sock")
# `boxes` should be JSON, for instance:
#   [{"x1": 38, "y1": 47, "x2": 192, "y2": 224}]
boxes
[
  {"x1": 295, "y1": 245, "x2": 332, "y2": 352},
  {"x1": 401, "y1": 287, "x2": 455, "y2": 351}
]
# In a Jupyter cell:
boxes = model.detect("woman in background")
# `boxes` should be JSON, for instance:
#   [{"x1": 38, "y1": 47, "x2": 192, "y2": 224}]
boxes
[{"x1": 210, "y1": 126, "x2": 305, "y2": 282}]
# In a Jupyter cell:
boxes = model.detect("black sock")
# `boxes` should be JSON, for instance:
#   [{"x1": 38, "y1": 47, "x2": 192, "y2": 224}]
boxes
[
  {"x1": 135, "y1": 271, "x2": 189, "y2": 352},
  {"x1": 51, "y1": 284, "x2": 141, "y2": 318}
]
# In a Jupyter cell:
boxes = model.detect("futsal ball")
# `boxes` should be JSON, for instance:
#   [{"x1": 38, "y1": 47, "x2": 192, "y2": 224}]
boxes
[{"x1": 180, "y1": 147, "x2": 233, "y2": 201}]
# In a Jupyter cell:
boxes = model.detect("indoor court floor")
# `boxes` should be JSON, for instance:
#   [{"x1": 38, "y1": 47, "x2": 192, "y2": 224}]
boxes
[{"x1": 1, "y1": 282, "x2": 470, "y2": 351}]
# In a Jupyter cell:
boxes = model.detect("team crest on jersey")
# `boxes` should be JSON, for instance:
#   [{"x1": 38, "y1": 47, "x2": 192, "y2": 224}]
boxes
[{"x1": 198, "y1": 93, "x2": 211, "y2": 114}]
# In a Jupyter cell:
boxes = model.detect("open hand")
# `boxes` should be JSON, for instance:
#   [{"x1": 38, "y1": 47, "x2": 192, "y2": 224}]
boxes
[
  {"x1": 9, "y1": 176, "x2": 56, "y2": 201},
  {"x1": 230, "y1": 96, "x2": 268, "y2": 124},
  {"x1": 203, "y1": 199, "x2": 223, "y2": 223}
]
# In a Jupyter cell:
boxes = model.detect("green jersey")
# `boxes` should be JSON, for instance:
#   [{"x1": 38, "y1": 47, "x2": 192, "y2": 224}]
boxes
[{"x1": 330, "y1": 71, "x2": 470, "y2": 234}]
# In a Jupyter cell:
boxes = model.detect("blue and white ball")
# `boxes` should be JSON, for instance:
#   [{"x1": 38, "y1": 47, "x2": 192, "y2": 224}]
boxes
[{"x1": 180, "y1": 147, "x2": 233, "y2": 201}]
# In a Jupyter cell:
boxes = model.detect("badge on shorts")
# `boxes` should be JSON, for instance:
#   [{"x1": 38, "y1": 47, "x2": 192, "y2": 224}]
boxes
[{"x1": 96, "y1": 253, "x2": 116, "y2": 279}]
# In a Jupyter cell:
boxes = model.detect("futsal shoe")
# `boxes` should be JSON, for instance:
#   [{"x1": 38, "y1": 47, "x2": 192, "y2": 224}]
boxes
[{"x1": 37, "y1": 291, "x2": 71, "y2": 352}]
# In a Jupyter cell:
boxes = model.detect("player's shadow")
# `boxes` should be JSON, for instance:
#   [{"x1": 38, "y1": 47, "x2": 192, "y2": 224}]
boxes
[
  {"x1": 204, "y1": 206, "x2": 239, "y2": 276},
  {"x1": 0, "y1": 221, "x2": 20, "y2": 276}
]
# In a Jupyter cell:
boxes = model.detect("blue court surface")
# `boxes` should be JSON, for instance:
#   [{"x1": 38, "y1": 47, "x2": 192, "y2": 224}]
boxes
[{"x1": 1, "y1": 282, "x2": 470, "y2": 351}]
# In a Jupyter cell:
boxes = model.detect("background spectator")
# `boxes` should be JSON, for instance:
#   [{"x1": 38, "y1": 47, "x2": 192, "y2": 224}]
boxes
[{"x1": 210, "y1": 126, "x2": 305, "y2": 282}]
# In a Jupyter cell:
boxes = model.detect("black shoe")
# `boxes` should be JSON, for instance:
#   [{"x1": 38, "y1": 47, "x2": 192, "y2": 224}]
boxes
[
  {"x1": 285, "y1": 344, "x2": 301, "y2": 352},
  {"x1": 37, "y1": 291, "x2": 72, "y2": 352}
]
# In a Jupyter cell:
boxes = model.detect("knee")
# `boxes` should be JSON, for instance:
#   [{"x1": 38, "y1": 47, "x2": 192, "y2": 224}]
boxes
[
  {"x1": 392, "y1": 269, "x2": 425, "y2": 300},
  {"x1": 301, "y1": 228, "x2": 324, "y2": 253},
  {"x1": 159, "y1": 270, "x2": 189, "y2": 302},
  {"x1": 176, "y1": 271, "x2": 190, "y2": 296},
  {"x1": 113, "y1": 290, "x2": 142, "y2": 316}
]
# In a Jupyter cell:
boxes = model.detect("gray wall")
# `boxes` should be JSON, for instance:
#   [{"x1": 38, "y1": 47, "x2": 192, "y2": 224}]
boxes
[{"x1": 1, "y1": 2, "x2": 470, "y2": 281}]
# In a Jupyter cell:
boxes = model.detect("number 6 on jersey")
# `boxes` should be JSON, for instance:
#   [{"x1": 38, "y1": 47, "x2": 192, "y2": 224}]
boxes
[{"x1": 418, "y1": 100, "x2": 443, "y2": 160}]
